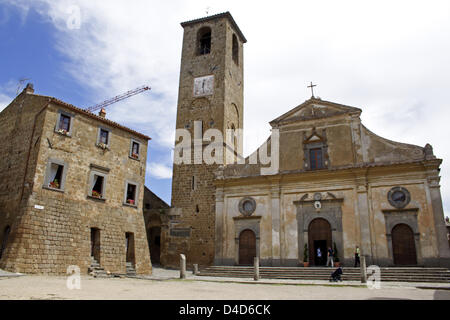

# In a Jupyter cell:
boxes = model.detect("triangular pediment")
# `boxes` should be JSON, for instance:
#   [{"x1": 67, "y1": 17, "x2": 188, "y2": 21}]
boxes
[{"x1": 270, "y1": 98, "x2": 362, "y2": 126}]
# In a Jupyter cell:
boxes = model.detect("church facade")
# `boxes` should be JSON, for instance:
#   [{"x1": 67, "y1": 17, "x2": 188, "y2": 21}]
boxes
[{"x1": 162, "y1": 12, "x2": 450, "y2": 268}]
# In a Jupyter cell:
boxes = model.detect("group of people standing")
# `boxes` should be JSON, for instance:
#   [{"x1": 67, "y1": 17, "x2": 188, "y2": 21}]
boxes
[{"x1": 316, "y1": 246, "x2": 361, "y2": 267}]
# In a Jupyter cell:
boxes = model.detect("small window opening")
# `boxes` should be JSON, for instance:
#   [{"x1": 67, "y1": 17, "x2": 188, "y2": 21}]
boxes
[
  {"x1": 192, "y1": 176, "x2": 195, "y2": 190},
  {"x1": 131, "y1": 141, "x2": 140, "y2": 159},
  {"x1": 99, "y1": 129, "x2": 109, "y2": 145},
  {"x1": 198, "y1": 27, "x2": 211, "y2": 55},
  {"x1": 232, "y1": 34, "x2": 239, "y2": 65},
  {"x1": 145, "y1": 203, "x2": 151, "y2": 210},
  {"x1": 58, "y1": 114, "x2": 71, "y2": 132},
  {"x1": 126, "y1": 183, "x2": 137, "y2": 205},
  {"x1": 91, "y1": 175, "x2": 104, "y2": 198},
  {"x1": 310, "y1": 148, "x2": 323, "y2": 170},
  {"x1": 49, "y1": 163, "x2": 64, "y2": 189},
  {"x1": 195, "y1": 205, "x2": 200, "y2": 214}
]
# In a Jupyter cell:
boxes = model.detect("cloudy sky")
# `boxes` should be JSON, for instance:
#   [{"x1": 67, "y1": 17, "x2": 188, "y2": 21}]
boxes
[{"x1": 0, "y1": 0, "x2": 449, "y2": 216}]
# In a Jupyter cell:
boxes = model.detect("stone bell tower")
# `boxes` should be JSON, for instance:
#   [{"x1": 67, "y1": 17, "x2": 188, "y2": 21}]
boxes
[{"x1": 162, "y1": 12, "x2": 246, "y2": 267}]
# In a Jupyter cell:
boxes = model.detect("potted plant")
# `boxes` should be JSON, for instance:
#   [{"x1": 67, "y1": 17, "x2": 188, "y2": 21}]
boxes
[
  {"x1": 333, "y1": 242, "x2": 340, "y2": 267},
  {"x1": 127, "y1": 199, "x2": 135, "y2": 205},
  {"x1": 92, "y1": 190, "x2": 102, "y2": 198},
  {"x1": 49, "y1": 179, "x2": 59, "y2": 189},
  {"x1": 303, "y1": 244, "x2": 309, "y2": 267},
  {"x1": 131, "y1": 152, "x2": 139, "y2": 159}
]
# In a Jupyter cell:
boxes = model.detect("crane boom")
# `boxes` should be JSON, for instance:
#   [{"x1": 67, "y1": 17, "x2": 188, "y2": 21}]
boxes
[{"x1": 86, "y1": 85, "x2": 151, "y2": 112}]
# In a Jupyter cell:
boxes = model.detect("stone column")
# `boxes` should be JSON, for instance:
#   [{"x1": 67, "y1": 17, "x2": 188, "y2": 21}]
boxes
[
  {"x1": 360, "y1": 255, "x2": 367, "y2": 284},
  {"x1": 355, "y1": 175, "x2": 373, "y2": 265},
  {"x1": 193, "y1": 264, "x2": 199, "y2": 275},
  {"x1": 269, "y1": 178, "x2": 281, "y2": 266},
  {"x1": 426, "y1": 172, "x2": 450, "y2": 267},
  {"x1": 214, "y1": 185, "x2": 225, "y2": 265},
  {"x1": 254, "y1": 257, "x2": 260, "y2": 281},
  {"x1": 180, "y1": 254, "x2": 186, "y2": 279}
]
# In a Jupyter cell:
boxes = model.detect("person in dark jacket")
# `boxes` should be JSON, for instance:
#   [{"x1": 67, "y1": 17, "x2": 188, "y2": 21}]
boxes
[{"x1": 330, "y1": 267, "x2": 343, "y2": 282}]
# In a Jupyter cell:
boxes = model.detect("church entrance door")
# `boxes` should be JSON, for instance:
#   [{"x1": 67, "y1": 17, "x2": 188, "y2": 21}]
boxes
[
  {"x1": 392, "y1": 224, "x2": 417, "y2": 265},
  {"x1": 239, "y1": 229, "x2": 256, "y2": 265},
  {"x1": 308, "y1": 218, "x2": 332, "y2": 266}
]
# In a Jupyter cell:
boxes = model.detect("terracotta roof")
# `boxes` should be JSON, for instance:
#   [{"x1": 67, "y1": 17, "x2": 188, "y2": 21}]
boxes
[
  {"x1": 33, "y1": 93, "x2": 151, "y2": 140},
  {"x1": 181, "y1": 11, "x2": 247, "y2": 43}
]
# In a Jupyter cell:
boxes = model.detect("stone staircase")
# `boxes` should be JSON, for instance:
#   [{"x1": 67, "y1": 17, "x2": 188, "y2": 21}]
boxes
[
  {"x1": 197, "y1": 266, "x2": 450, "y2": 283},
  {"x1": 126, "y1": 262, "x2": 137, "y2": 276},
  {"x1": 88, "y1": 257, "x2": 108, "y2": 278}
]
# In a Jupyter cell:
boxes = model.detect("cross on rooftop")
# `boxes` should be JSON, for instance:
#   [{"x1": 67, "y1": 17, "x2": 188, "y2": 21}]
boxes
[{"x1": 307, "y1": 82, "x2": 317, "y2": 98}]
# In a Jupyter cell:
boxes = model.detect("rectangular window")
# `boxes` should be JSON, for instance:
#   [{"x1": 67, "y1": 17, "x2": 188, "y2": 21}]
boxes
[
  {"x1": 91, "y1": 175, "x2": 104, "y2": 198},
  {"x1": 55, "y1": 110, "x2": 74, "y2": 136},
  {"x1": 44, "y1": 159, "x2": 67, "y2": 191},
  {"x1": 99, "y1": 129, "x2": 109, "y2": 145},
  {"x1": 48, "y1": 163, "x2": 64, "y2": 189},
  {"x1": 130, "y1": 140, "x2": 140, "y2": 159},
  {"x1": 58, "y1": 114, "x2": 71, "y2": 132},
  {"x1": 125, "y1": 182, "x2": 137, "y2": 206},
  {"x1": 310, "y1": 148, "x2": 323, "y2": 170}
]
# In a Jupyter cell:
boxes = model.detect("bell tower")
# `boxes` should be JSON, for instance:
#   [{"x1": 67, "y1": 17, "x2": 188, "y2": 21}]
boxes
[{"x1": 163, "y1": 12, "x2": 246, "y2": 267}]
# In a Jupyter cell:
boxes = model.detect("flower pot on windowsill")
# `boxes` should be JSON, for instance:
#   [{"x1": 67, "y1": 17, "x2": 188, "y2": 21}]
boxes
[
  {"x1": 92, "y1": 191, "x2": 102, "y2": 199},
  {"x1": 130, "y1": 153, "x2": 139, "y2": 159},
  {"x1": 96, "y1": 143, "x2": 109, "y2": 150},
  {"x1": 49, "y1": 181, "x2": 60, "y2": 189},
  {"x1": 126, "y1": 199, "x2": 135, "y2": 205},
  {"x1": 57, "y1": 129, "x2": 69, "y2": 136}
]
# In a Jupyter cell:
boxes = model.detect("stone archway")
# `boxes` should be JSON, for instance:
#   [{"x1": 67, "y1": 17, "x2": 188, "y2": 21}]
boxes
[
  {"x1": 239, "y1": 229, "x2": 256, "y2": 265},
  {"x1": 392, "y1": 224, "x2": 417, "y2": 265},
  {"x1": 308, "y1": 218, "x2": 332, "y2": 266}
]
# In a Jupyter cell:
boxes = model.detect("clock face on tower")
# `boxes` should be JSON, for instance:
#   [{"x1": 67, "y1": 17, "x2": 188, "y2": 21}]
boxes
[{"x1": 193, "y1": 75, "x2": 214, "y2": 97}]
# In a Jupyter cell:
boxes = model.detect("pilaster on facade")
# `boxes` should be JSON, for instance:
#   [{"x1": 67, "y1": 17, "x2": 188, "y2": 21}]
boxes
[{"x1": 268, "y1": 176, "x2": 281, "y2": 266}]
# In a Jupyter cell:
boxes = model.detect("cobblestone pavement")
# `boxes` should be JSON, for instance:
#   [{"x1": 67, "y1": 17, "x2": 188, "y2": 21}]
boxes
[{"x1": 0, "y1": 268, "x2": 449, "y2": 300}]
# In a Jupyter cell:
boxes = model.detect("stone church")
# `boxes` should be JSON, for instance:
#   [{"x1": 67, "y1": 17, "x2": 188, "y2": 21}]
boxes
[{"x1": 162, "y1": 12, "x2": 450, "y2": 268}]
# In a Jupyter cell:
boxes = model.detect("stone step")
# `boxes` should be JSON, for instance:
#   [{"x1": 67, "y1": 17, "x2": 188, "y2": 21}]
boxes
[{"x1": 197, "y1": 266, "x2": 450, "y2": 283}]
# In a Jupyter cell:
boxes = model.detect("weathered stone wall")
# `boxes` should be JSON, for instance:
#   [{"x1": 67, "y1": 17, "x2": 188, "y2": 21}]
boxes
[{"x1": 0, "y1": 91, "x2": 151, "y2": 275}]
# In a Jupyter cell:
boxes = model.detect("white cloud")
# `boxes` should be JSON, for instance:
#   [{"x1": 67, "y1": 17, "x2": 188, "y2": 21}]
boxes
[
  {"x1": 147, "y1": 162, "x2": 173, "y2": 180},
  {"x1": 3, "y1": 0, "x2": 450, "y2": 212},
  {"x1": 0, "y1": 93, "x2": 12, "y2": 112}
]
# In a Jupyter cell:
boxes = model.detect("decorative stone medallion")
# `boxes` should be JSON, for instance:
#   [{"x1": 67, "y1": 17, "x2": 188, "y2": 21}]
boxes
[
  {"x1": 313, "y1": 192, "x2": 322, "y2": 201},
  {"x1": 238, "y1": 197, "x2": 256, "y2": 216},
  {"x1": 388, "y1": 187, "x2": 411, "y2": 209}
]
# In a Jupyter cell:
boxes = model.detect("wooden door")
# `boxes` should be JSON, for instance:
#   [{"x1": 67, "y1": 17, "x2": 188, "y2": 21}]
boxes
[
  {"x1": 239, "y1": 229, "x2": 256, "y2": 265},
  {"x1": 308, "y1": 218, "x2": 332, "y2": 265},
  {"x1": 392, "y1": 224, "x2": 417, "y2": 265}
]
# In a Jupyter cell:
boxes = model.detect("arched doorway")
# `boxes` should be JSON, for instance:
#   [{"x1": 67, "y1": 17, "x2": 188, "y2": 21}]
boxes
[
  {"x1": 0, "y1": 226, "x2": 11, "y2": 260},
  {"x1": 148, "y1": 226, "x2": 161, "y2": 265},
  {"x1": 239, "y1": 229, "x2": 256, "y2": 265},
  {"x1": 392, "y1": 224, "x2": 417, "y2": 265},
  {"x1": 308, "y1": 218, "x2": 332, "y2": 266}
]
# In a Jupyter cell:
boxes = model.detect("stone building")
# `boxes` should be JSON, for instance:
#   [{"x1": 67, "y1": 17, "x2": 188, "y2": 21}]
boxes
[
  {"x1": 162, "y1": 12, "x2": 245, "y2": 267},
  {"x1": 143, "y1": 186, "x2": 169, "y2": 265},
  {"x1": 163, "y1": 12, "x2": 450, "y2": 268},
  {"x1": 0, "y1": 84, "x2": 152, "y2": 275}
]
